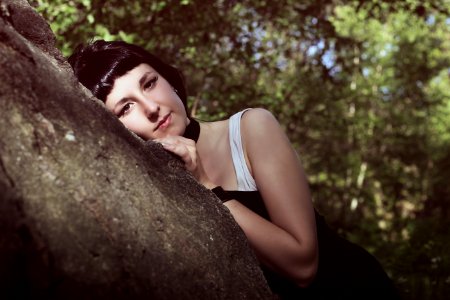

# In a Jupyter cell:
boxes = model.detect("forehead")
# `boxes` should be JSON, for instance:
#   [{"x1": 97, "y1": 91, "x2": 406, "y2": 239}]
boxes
[{"x1": 105, "y1": 63, "x2": 156, "y2": 108}]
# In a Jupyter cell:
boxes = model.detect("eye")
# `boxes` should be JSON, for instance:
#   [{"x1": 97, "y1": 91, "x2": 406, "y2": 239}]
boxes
[
  {"x1": 118, "y1": 102, "x2": 134, "y2": 118},
  {"x1": 143, "y1": 76, "x2": 158, "y2": 91}
]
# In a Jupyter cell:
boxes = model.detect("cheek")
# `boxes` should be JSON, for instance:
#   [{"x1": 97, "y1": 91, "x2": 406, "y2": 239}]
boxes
[
  {"x1": 127, "y1": 122, "x2": 154, "y2": 140},
  {"x1": 173, "y1": 96, "x2": 187, "y2": 114},
  {"x1": 122, "y1": 116, "x2": 148, "y2": 135}
]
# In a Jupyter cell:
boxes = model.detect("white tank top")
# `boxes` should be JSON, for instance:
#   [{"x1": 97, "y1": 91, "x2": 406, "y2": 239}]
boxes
[{"x1": 228, "y1": 109, "x2": 257, "y2": 191}]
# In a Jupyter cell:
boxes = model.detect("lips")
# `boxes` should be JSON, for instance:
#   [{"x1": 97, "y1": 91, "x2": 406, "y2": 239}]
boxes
[{"x1": 155, "y1": 113, "x2": 171, "y2": 131}]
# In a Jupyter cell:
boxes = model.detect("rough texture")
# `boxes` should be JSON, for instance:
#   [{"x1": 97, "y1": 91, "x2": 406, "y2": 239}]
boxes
[{"x1": 0, "y1": 0, "x2": 273, "y2": 299}]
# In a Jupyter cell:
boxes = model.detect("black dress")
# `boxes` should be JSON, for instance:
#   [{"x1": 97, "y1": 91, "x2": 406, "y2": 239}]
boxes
[{"x1": 224, "y1": 190, "x2": 400, "y2": 300}]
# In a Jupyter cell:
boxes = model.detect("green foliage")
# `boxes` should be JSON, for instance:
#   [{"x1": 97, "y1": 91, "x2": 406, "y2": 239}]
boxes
[{"x1": 32, "y1": 0, "x2": 450, "y2": 298}]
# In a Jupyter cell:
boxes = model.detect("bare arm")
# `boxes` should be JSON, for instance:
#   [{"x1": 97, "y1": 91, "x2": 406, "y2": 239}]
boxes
[{"x1": 224, "y1": 108, "x2": 318, "y2": 287}]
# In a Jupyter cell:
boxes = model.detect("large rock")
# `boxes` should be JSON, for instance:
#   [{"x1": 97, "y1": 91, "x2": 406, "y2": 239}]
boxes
[{"x1": 0, "y1": 0, "x2": 273, "y2": 298}]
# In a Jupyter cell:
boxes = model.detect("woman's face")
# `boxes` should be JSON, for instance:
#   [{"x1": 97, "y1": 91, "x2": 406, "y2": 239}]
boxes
[{"x1": 105, "y1": 63, "x2": 188, "y2": 140}]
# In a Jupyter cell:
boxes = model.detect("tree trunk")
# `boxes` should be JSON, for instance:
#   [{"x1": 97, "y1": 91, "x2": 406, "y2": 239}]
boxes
[{"x1": 0, "y1": 1, "x2": 273, "y2": 299}]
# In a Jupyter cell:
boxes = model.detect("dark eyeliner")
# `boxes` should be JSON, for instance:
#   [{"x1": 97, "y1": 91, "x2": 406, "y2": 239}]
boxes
[
  {"x1": 144, "y1": 76, "x2": 158, "y2": 90},
  {"x1": 118, "y1": 103, "x2": 131, "y2": 118}
]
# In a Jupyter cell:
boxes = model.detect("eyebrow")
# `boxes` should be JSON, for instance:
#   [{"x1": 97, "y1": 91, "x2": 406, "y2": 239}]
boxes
[{"x1": 113, "y1": 71, "x2": 154, "y2": 112}]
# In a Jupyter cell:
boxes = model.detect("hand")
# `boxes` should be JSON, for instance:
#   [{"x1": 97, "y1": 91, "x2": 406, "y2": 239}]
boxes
[{"x1": 154, "y1": 136, "x2": 215, "y2": 189}]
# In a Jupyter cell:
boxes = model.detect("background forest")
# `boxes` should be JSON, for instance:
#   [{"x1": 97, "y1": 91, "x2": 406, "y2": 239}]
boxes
[{"x1": 32, "y1": 0, "x2": 449, "y2": 299}]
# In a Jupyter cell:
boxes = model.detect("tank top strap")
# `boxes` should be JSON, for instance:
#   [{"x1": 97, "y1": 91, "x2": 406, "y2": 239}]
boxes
[{"x1": 228, "y1": 109, "x2": 257, "y2": 191}]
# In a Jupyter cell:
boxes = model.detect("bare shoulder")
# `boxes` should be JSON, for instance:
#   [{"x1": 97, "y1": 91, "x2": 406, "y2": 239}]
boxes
[
  {"x1": 240, "y1": 108, "x2": 286, "y2": 145},
  {"x1": 241, "y1": 108, "x2": 277, "y2": 123},
  {"x1": 240, "y1": 108, "x2": 281, "y2": 136},
  {"x1": 239, "y1": 108, "x2": 292, "y2": 175}
]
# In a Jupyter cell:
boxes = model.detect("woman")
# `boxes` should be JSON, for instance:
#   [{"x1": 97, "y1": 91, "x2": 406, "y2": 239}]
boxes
[{"x1": 68, "y1": 40, "x2": 399, "y2": 299}]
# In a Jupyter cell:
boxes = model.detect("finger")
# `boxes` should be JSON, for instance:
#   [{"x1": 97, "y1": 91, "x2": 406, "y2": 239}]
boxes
[
  {"x1": 158, "y1": 136, "x2": 197, "y2": 159},
  {"x1": 157, "y1": 136, "x2": 198, "y2": 171},
  {"x1": 161, "y1": 142, "x2": 194, "y2": 169},
  {"x1": 158, "y1": 136, "x2": 196, "y2": 147}
]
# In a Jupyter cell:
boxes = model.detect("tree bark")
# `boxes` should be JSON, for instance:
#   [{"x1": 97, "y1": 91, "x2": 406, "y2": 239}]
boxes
[{"x1": 0, "y1": 1, "x2": 273, "y2": 299}]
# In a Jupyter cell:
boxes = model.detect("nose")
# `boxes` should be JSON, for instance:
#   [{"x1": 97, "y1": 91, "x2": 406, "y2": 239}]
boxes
[{"x1": 143, "y1": 98, "x2": 160, "y2": 122}]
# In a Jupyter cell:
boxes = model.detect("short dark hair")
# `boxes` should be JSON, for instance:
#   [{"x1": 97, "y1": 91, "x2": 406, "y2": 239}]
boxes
[{"x1": 68, "y1": 40, "x2": 188, "y2": 112}]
